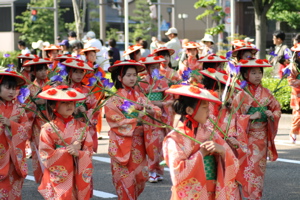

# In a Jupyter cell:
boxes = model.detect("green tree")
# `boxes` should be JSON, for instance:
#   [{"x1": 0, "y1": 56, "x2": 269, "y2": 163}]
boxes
[
  {"x1": 267, "y1": 0, "x2": 300, "y2": 29},
  {"x1": 129, "y1": 0, "x2": 157, "y2": 43},
  {"x1": 252, "y1": 0, "x2": 276, "y2": 59},
  {"x1": 14, "y1": 0, "x2": 68, "y2": 45},
  {"x1": 194, "y1": 0, "x2": 225, "y2": 36}
]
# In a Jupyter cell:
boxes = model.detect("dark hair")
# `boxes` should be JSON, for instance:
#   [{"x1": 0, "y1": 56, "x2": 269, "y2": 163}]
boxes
[
  {"x1": 278, "y1": 55, "x2": 286, "y2": 65},
  {"x1": 111, "y1": 65, "x2": 137, "y2": 89},
  {"x1": 135, "y1": 37, "x2": 142, "y2": 43},
  {"x1": 156, "y1": 50, "x2": 173, "y2": 68},
  {"x1": 172, "y1": 95, "x2": 199, "y2": 129},
  {"x1": 30, "y1": 64, "x2": 48, "y2": 72},
  {"x1": 202, "y1": 62, "x2": 221, "y2": 70},
  {"x1": 109, "y1": 39, "x2": 116, "y2": 47},
  {"x1": 99, "y1": 39, "x2": 104, "y2": 46},
  {"x1": 129, "y1": 49, "x2": 141, "y2": 60},
  {"x1": 18, "y1": 40, "x2": 26, "y2": 47},
  {"x1": 202, "y1": 76, "x2": 225, "y2": 90},
  {"x1": 68, "y1": 31, "x2": 77, "y2": 37},
  {"x1": 71, "y1": 41, "x2": 83, "y2": 50},
  {"x1": 240, "y1": 67, "x2": 264, "y2": 80},
  {"x1": 108, "y1": 49, "x2": 114, "y2": 57},
  {"x1": 273, "y1": 30, "x2": 285, "y2": 41},
  {"x1": 0, "y1": 76, "x2": 18, "y2": 92},
  {"x1": 46, "y1": 100, "x2": 56, "y2": 120},
  {"x1": 141, "y1": 40, "x2": 148, "y2": 49}
]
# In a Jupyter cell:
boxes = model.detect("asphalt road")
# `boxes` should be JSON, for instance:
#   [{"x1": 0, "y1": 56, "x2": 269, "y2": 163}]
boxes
[{"x1": 22, "y1": 115, "x2": 300, "y2": 200}]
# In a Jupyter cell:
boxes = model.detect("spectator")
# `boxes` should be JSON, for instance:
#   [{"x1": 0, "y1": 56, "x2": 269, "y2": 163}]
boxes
[
  {"x1": 293, "y1": 33, "x2": 300, "y2": 45},
  {"x1": 135, "y1": 37, "x2": 142, "y2": 45},
  {"x1": 201, "y1": 34, "x2": 214, "y2": 56},
  {"x1": 150, "y1": 36, "x2": 158, "y2": 53},
  {"x1": 68, "y1": 31, "x2": 80, "y2": 47},
  {"x1": 140, "y1": 40, "x2": 150, "y2": 57},
  {"x1": 270, "y1": 30, "x2": 289, "y2": 76},
  {"x1": 18, "y1": 40, "x2": 31, "y2": 54},
  {"x1": 164, "y1": 27, "x2": 181, "y2": 68},
  {"x1": 108, "y1": 38, "x2": 120, "y2": 63},
  {"x1": 108, "y1": 49, "x2": 114, "y2": 66},
  {"x1": 59, "y1": 40, "x2": 71, "y2": 55},
  {"x1": 71, "y1": 42, "x2": 85, "y2": 60}
]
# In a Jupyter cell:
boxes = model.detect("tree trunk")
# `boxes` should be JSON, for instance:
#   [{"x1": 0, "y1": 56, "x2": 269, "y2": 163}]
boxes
[
  {"x1": 255, "y1": 12, "x2": 267, "y2": 59},
  {"x1": 72, "y1": 0, "x2": 86, "y2": 40}
]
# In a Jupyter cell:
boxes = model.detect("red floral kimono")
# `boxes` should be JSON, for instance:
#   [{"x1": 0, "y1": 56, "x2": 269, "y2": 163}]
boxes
[
  {"x1": 163, "y1": 122, "x2": 239, "y2": 200},
  {"x1": 137, "y1": 74, "x2": 172, "y2": 175},
  {"x1": 287, "y1": 64, "x2": 300, "y2": 136},
  {"x1": 38, "y1": 118, "x2": 93, "y2": 200},
  {"x1": 104, "y1": 88, "x2": 161, "y2": 200},
  {"x1": 0, "y1": 100, "x2": 30, "y2": 199},
  {"x1": 28, "y1": 79, "x2": 48, "y2": 183},
  {"x1": 232, "y1": 85, "x2": 281, "y2": 199},
  {"x1": 71, "y1": 83, "x2": 99, "y2": 152},
  {"x1": 178, "y1": 56, "x2": 202, "y2": 76},
  {"x1": 160, "y1": 64, "x2": 181, "y2": 85}
]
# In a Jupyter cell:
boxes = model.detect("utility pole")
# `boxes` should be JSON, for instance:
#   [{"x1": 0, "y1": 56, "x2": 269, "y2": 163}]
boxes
[
  {"x1": 157, "y1": 0, "x2": 161, "y2": 40},
  {"x1": 230, "y1": 0, "x2": 235, "y2": 41},
  {"x1": 124, "y1": 0, "x2": 129, "y2": 50},
  {"x1": 54, "y1": 0, "x2": 58, "y2": 44},
  {"x1": 99, "y1": 0, "x2": 106, "y2": 42}
]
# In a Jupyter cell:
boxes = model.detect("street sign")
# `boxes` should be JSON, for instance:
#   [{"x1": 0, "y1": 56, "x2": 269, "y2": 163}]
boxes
[{"x1": 160, "y1": 19, "x2": 169, "y2": 31}]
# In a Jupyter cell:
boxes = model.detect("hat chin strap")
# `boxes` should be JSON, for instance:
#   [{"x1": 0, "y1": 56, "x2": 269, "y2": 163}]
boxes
[{"x1": 183, "y1": 100, "x2": 201, "y2": 136}]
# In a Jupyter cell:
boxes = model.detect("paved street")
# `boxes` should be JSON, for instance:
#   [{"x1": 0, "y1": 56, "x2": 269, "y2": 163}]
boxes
[{"x1": 22, "y1": 114, "x2": 300, "y2": 200}]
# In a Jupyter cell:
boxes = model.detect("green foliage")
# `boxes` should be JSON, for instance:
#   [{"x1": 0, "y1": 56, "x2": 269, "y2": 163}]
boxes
[
  {"x1": 194, "y1": 0, "x2": 225, "y2": 36},
  {"x1": 267, "y1": 0, "x2": 300, "y2": 29},
  {"x1": 106, "y1": 28, "x2": 120, "y2": 41},
  {"x1": 262, "y1": 78, "x2": 292, "y2": 113},
  {"x1": 0, "y1": 51, "x2": 20, "y2": 69},
  {"x1": 14, "y1": 0, "x2": 68, "y2": 45},
  {"x1": 129, "y1": 0, "x2": 157, "y2": 42}
]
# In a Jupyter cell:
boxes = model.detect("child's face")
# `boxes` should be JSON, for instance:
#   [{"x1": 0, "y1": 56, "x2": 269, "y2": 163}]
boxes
[
  {"x1": 0, "y1": 84, "x2": 17, "y2": 102},
  {"x1": 49, "y1": 50, "x2": 58, "y2": 59},
  {"x1": 118, "y1": 68, "x2": 137, "y2": 88},
  {"x1": 35, "y1": 68, "x2": 48, "y2": 80},
  {"x1": 241, "y1": 51, "x2": 252, "y2": 60},
  {"x1": 147, "y1": 63, "x2": 160, "y2": 75},
  {"x1": 57, "y1": 101, "x2": 75, "y2": 118},
  {"x1": 186, "y1": 48, "x2": 198, "y2": 57},
  {"x1": 163, "y1": 54, "x2": 170, "y2": 66},
  {"x1": 245, "y1": 67, "x2": 263, "y2": 86},
  {"x1": 86, "y1": 51, "x2": 96, "y2": 63},
  {"x1": 134, "y1": 51, "x2": 141, "y2": 62},
  {"x1": 188, "y1": 100, "x2": 209, "y2": 124},
  {"x1": 71, "y1": 69, "x2": 85, "y2": 83}
]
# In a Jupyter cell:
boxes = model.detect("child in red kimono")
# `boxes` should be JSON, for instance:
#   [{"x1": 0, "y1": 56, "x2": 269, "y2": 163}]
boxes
[
  {"x1": 62, "y1": 58, "x2": 100, "y2": 152},
  {"x1": 17, "y1": 53, "x2": 37, "y2": 82},
  {"x1": 37, "y1": 86, "x2": 93, "y2": 200},
  {"x1": 138, "y1": 55, "x2": 173, "y2": 183},
  {"x1": 178, "y1": 41, "x2": 202, "y2": 76},
  {"x1": 0, "y1": 71, "x2": 30, "y2": 199},
  {"x1": 232, "y1": 58, "x2": 281, "y2": 199},
  {"x1": 287, "y1": 43, "x2": 300, "y2": 143},
  {"x1": 153, "y1": 47, "x2": 181, "y2": 85},
  {"x1": 163, "y1": 84, "x2": 239, "y2": 200},
  {"x1": 105, "y1": 60, "x2": 161, "y2": 199},
  {"x1": 23, "y1": 58, "x2": 53, "y2": 183},
  {"x1": 123, "y1": 44, "x2": 143, "y2": 61}
]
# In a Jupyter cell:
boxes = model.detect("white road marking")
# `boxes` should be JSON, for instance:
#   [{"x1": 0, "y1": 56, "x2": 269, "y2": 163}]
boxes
[
  {"x1": 25, "y1": 175, "x2": 118, "y2": 198},
  {"x1": 276, "y1": 158, "x2": 300, "y2": 165}
]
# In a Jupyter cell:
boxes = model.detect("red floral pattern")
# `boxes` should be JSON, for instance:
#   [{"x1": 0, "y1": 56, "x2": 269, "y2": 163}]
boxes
[
  {"x1": 47, "y1": 89, "x2": 57, "y2": 95},
  {"x1": 189, "y1": 86, "x2": 201, "y2": 94},
  {"x1": 207, "y1": 68, "x2": 216, "y2": 73},
  {"x1": 66, "y1": 91, "x2": 77, "y2": 97}
]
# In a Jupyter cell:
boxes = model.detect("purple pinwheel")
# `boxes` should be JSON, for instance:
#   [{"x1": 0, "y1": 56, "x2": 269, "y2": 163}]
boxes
[
  {"x1": 17, "y1": 87, "x2": 30, "y2": 104},
  {"x1": 240, "y1": 80, "x2": 247, "y2": 89},
  {"x1": 102, "y1": 78, "x2": 114, "y2": 89},
  {"x1": 269, "y1": 51, "x2": 277, "y2": 57},
  {"x1": 50, "y1": 75, "x2": 63, "y2": 82},
  {"x1": 298, "y1": 52, "x2": 300, "y2": 57},
  {"x1": 59, "y1": 68, "x2": 68, "y2": 76},
  {"x1": 57, "y1": 63, "x2": 66, "y2": 70},
  {"x1": 284, "y1": 48, "x2": 292, "y2": 59},
  {"x1": 182, "y1": 68, "x2": 192, "y2": 81},
  {"x1": 120, "y1": 100, "x2": 135, "y2": 113},
  {"x1": 3, "y1": 54, "x2": 10, "y2": 58},
  {"x1": 151, "y1": 68, "x2": 163, "y2": 80},
  {"x1": 228, "y1": 62, "x2": 240, "y2": 74},
  {"x1": 282, "y1": 67, "x2": 291, "y2": 77},
  {"x1": 226, "y1": 51, "x2": 232, "y2": 60},
  {"x1": 95, "y1": 71, "x2": 103, "y2": 80},
  {"x1": 88, "y1": 77, "x2": 97, "y2": 86},
  {"x1": 48, "y1": 64, "x2": 53, "y2": 69}
]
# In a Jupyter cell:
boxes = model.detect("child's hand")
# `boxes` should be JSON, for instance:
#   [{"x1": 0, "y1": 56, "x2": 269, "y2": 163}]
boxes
[
  {"x1": 9, "y1": 115, "x2": 20, "y2": 123},
  {"x1": 72, "y1": 140, "x2": 82, "y2": 151},
  {"x1": 66, "y1": 144, "x2": 79, "y2": 156},
  {"x1": 0, "y1": 116, "x2": 10, "y2": 126},
  {"x1": 78, "y1": 105, "x2": 86, "y2": 113},
  {"x1": 226, "y1": 137, "x2": 239, "y2": 149},
  {"x1": 200, "y1": 141, "x2": 225, "y2": 157},
  {"x1": 199, "y1": 146, "x2": 210, "y2": 157},
  {"x1": 264, "y1": 110, "x2": 274, "y2": 119},
  {"x1": 250, "y1": 111, "x2": 261, "y2": 120}
]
